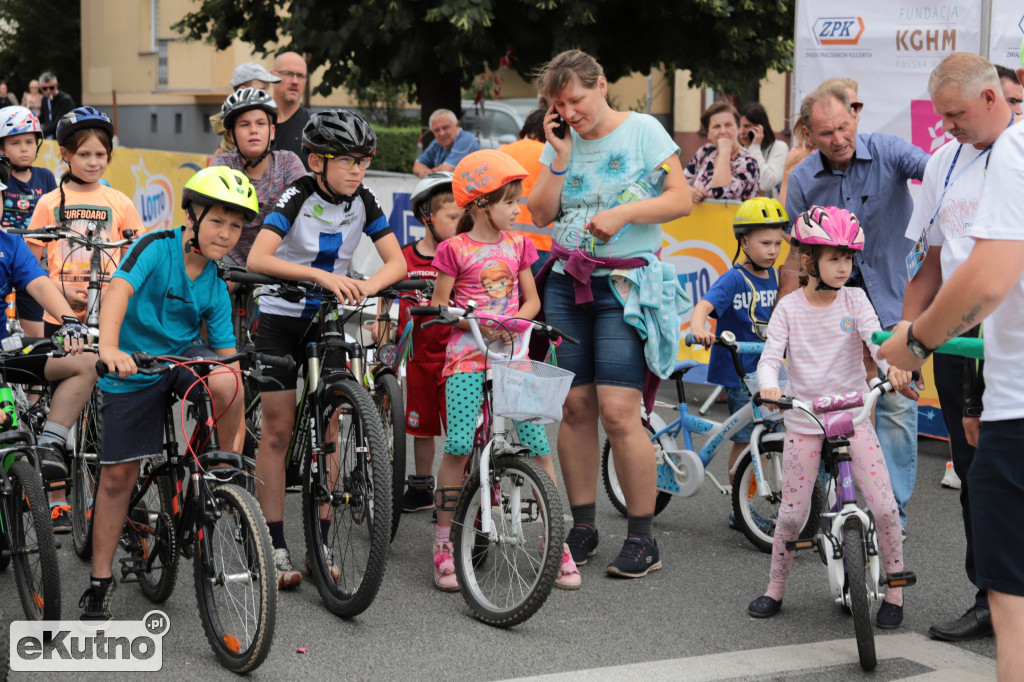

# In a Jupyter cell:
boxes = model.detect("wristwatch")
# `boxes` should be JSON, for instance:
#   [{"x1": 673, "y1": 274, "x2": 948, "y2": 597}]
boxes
[{"x1": 906, "y1": 322, "x2": 934, "y2": 360}]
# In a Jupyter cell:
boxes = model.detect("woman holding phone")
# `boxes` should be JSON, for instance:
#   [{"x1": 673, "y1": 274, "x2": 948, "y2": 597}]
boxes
[
  {"x1": 739, "y1": 102, "x2": 789, "y2": 198},
  {"x1": 684, "y1": 101, "x2": 759, "y2": 203},
  {"x1": 528, "y1": 49, "x2": 691, "y2": 583}
]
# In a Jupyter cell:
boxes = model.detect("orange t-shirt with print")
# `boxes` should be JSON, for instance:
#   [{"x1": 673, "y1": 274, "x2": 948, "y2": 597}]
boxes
[{"x1": 27, "y1": 184, "x2": 144, "y2": 324}]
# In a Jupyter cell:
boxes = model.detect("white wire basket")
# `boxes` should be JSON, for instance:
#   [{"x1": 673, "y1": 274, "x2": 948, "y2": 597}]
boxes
[
  {"x1": 491, "y1": 359, "x2": 574, "y2": 424},
  {"x1": 743, "y1": 365, "x2": 788, "y2": 423}
]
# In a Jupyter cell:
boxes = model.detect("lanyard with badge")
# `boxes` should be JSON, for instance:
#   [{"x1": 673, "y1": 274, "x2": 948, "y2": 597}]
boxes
[{"x1": 906, "y1": 112, "x2": 1015, "y2": 281}]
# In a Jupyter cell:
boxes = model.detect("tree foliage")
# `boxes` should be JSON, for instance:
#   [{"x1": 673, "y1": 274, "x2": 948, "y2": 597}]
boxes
[
  {"x1": 0, "y1": 0, "x2": 81, "y2": 103},
  {"x1": 174, "y1": 0, "x2": 793, "y2": 124}
]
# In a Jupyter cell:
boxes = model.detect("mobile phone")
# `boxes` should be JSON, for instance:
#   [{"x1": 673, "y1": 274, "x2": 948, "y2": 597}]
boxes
[
  {"x1": 747, "y1": 131, "x2": 755, "y2": 143},
  {"x1": 554, "y1": 115, "x2": 568, "y2": 139}
]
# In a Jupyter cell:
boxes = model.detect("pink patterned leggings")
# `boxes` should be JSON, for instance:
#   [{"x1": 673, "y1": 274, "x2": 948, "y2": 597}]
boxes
[{"x1": 764, "y1": 422, "x2": 904, "y2": 605}]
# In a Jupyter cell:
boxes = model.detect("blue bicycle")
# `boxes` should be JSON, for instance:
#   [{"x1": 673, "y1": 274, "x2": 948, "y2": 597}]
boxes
[{"x1": 601, "y1": 332, "x2": 825, "y2": 553}]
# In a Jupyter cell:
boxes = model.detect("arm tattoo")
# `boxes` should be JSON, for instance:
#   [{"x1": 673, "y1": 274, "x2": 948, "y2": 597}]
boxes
[{"x1": 944, "y1": 304, "x2": 983, "y2": 342}]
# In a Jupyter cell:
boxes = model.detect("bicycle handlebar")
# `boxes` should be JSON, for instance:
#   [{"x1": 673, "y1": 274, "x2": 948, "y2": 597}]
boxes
[
  {"x1": 95, "y1": 348, "x2": 296, "y2": 377},
  {"x1": 409, "y1": 304, "x2": 578, "y2": 360},
  {"x1": 222, "y1": 269, "x2": 429, "y2": 302},
  {"x1": 8, "y1": 225, "x2": 136, "y2": 250},
  {"x1": 870, "y1": 330, "x2": 983, "y2": 360}
]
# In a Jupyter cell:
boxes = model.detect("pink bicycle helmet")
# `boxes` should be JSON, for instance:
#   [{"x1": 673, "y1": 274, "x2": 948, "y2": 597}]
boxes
[{"x1": 793, "y1": 205, "x2": 865, "y2": 252}]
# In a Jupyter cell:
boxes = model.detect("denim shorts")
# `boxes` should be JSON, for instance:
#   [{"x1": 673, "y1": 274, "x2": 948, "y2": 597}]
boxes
[
  {"x1": 542, "y1": 271, "x2": 645, "y2": 390},
  {"x1": 725, "y1": 385, "x2": 754, "y2": 443},
  {"x1": 970, "y1": 418, "x2": 1024, "y2": 597}
]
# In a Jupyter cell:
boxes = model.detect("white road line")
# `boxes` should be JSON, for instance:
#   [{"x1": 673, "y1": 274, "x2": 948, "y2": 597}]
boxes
[{"x1": 509, "y1": 633, "x2": 995, "y2": 681}]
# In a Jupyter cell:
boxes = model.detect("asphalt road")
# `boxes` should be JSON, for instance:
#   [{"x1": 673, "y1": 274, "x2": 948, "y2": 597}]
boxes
[{"x1": 3, "y1": 382, "x2": 998, "y2": 680}]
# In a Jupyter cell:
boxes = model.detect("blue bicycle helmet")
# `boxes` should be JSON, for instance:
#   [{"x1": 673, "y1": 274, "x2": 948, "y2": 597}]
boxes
[{"x1": 56, "y1": 106, "x2": 114, "y2": 146}]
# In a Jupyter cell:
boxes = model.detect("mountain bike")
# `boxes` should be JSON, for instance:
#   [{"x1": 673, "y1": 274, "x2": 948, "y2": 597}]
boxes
[
  {"x1": 225, "y1": 270, "x2": 395, "y2": 618},
  {"x1": 95, "y1": 348, "x2": 287, "y2": 673},
  {"x1": 755, "y1": 378, "x2": 918, "y2": 672},
  {"x1": 410, "y1": 301, "x2": 575, "y2": 626},
  {"x1": 9, "y1": 223, "x2": 137, "y2": 560},
  {"x1": 601, "y1": 331, "x2": 825, "y2": 553}
]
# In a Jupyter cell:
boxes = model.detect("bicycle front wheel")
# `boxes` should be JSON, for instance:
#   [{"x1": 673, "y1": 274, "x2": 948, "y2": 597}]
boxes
[
  {"x1": 372, "y1": 372, "x2": 406, "y2": 541},
  {"x1": 71, "y1": 389, "x2": 102, "y2": 559},
  {"x1": 732, "y1": 440, "x2": 826, "y2": 553},
  {"x1": 303, "y1": 378, "x2": 391, "y2": 618},
  {"x1": 193, "y1": 483, "x2": 277, "y2": 674},
  {"x1": 8, "y1": 458, "x2": 61, "y2": 620},
  {"x1": 843, "y1": 517, "x2": 877, "y2": 671},
  {"x1": 452, "y1": 455, "x2": 563, "y2": 627}
]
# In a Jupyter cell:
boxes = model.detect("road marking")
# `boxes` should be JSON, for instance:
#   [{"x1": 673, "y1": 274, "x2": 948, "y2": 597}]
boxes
[{"x1": 510, "y1": 633, "x2": 995, "y2": 681}]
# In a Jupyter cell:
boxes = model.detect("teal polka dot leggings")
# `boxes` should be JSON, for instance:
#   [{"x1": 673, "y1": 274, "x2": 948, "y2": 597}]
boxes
[{"x1": 444, "y1": 371, "x2": 550, "y2": 457}]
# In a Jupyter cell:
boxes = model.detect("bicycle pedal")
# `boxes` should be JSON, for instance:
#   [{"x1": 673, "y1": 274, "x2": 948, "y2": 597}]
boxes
[
  {"x1": 883, "y1": 571, "x2": 917, "y2": 588},
  {"x1": 784, "y1": 539, "x2": 816, "y2": 552}
]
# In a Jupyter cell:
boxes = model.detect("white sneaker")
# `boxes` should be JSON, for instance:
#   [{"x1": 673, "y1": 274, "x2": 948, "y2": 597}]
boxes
[
  {"x1": 274, "y1": 548, "x2": 302, "y2": 589},
  {"x1": 941, "y1": 462, "x2": 961, "y2": 490}
]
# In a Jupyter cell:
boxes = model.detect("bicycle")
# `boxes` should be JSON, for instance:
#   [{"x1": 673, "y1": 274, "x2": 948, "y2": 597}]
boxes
[
  {"x1": 8, "y1": 223, "x2": 137, "y2": 560},
  {"x1": 94, "y1": 348, "x2": 287, "y2": 673},
  {"x1": 0, "y1": 335, "x2": 69, "y2": 621},
  {"x1": 410, "y1": 301, "x2": 575, "y2": 626},
  {"x1": 754, "y1": 378, "x2": 918, "y2": 672},
  {"x1": 224, "y1": 270, "x2": 394, "y2": 618},
  {"x1": 601, "y1": 331, "x2": 826, "y2": 553}
]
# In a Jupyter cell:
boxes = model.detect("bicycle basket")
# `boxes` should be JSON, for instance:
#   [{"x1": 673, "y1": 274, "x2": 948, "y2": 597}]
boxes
[
  {"x1": 743, "y1": 366, "x2": 788, "y2": 423},
  {"x1": 491, "y1": 359, "x2": 574, "y2": 424}
]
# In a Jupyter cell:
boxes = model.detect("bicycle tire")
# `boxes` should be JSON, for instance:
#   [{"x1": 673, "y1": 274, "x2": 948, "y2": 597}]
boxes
[
  {"x1": 9, "y1": 458, "x2": 61, "y2": 620},
  {"x1": 193, "y1": 483, "x2": 277, "y2": 674},
  {"x1": 372, "y1": 372, "x2": 405, "y2": 541},
  {"x1": 732, "y1": 441, "x2": 826, "y2": 553},
  {"x1": 71, "y1": 389, "x2": 102, "y2": 559},
  {"x1": 843, "y1": 517, "x2": 877, "y2": 671},
  {"x1": 126, "y1": 471, "x2": 178, "y2": 602},
  {"x1": 452, "y1": 455, "x2": 563, "y2": 627},
  {"x1": 302, "y1": 378, "x2": 391, "y2": 618},
  {"x1": 601, "y1": 420, "x2": 673, "y2": 517}
]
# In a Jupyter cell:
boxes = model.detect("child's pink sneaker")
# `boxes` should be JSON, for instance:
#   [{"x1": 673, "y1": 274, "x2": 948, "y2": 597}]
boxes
[
  {"x1": 433, "y1": 541, "x2": 459, "y2": 592},
  {"x1": 554, "y1": 542, "x2": 581, "y2": 590}
]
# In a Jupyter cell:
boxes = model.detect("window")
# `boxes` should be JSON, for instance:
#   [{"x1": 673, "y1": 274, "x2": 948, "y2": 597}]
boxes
[
  {"x1": 150, "y1": 113, "x2": 158, "y2": 133},
  {"x1": 157, "y1": 40, "x2": 169, "y2": 87},
  {"x1": 174, "y1": 112, "x2": 182, "y2": 134}
]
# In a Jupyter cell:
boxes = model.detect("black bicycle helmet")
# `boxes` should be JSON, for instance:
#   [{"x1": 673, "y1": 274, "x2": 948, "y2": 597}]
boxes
[
  {"x1": 55, "y1": 106, "x2": 114, "y2": 146},
  {"x1": 302, "y1": 109, "x2": 377, "y2": 157},
  {"x1": 221, "y1": 87, "x2": 278, "y2": 130}
]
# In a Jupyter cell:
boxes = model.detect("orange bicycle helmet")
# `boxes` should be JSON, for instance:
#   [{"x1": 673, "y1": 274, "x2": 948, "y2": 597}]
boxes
[{"x1": 452, "y1": 150, "x2": 528, "y2": 208}]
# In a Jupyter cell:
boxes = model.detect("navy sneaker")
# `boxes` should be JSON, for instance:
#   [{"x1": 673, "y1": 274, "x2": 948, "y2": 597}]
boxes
[
  {"x1": 565, "y1": 523, "x2": 599, "y2": 565},
  {"x1": 38, "y1": 442, "x2": 68, "y2": 482},
  {"x1": 606, "y1": 535, "x2": 661, "y2": 578},
  {"x1": 401, "y1": 486, "x2": 434, "y2": 513},
  {"x1": 79, "y1": 579, "x2": 116, "y2": 621},
  {"x1": 748, "y1": 595, "x2": 782, "y2": 618},
  {"x1": 877, "y1": 601, "x2": 904, "y2": 629}
]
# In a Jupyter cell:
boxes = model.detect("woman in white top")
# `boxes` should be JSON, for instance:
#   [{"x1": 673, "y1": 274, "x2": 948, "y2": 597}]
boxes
[{"x1": 739, "y1": 102, "x2": 788, "y2": 198}]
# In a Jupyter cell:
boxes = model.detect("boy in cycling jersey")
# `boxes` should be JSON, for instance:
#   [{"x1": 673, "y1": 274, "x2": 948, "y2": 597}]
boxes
[
  {"x1": 246, "y1": 109, "x2": 406, "y2": 589},
  {"x1": 81, "y1": 167, "x2": 257, "y2": 621},
  {"x1": 689, "y1": 197, "x2": 787, "y2": 529}
]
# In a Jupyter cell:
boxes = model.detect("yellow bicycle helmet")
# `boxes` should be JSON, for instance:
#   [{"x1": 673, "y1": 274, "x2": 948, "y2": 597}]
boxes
[
  {"x1": 181, "y1": 166, "x2": 259, "y2": 222},
  {"x1": 732, "y1": 197, "x2": 789, "y2": 240}
]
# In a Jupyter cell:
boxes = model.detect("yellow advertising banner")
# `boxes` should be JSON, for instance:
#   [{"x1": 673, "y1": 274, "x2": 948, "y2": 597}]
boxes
[
  {"x1": 35, "y1": 140, "x2": 209, "y2": 233},
  {"x1": 660, "y1": 201, "x2": 942, "y2": 438}
]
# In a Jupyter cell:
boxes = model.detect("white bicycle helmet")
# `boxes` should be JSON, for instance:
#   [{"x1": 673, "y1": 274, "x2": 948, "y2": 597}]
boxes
[{"x1": 0, "y1": 106, "x2": 42, "y2": 141}]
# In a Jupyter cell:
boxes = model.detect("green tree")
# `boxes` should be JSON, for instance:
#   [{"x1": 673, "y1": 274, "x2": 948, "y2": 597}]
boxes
[
  {"x1": 0, "y1": 0, "x2": 81, "y2": 104},
  {"x1": 174, "y1": 0, "x2": 793, "y2": 124}
]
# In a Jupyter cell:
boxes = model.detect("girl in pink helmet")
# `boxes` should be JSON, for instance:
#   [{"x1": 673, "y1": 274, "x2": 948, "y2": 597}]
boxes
[{"x1": 747, "y1": 205, "x2": 914, "y2": 628}]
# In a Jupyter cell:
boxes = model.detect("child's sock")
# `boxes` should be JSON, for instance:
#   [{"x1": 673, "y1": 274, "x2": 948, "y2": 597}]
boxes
[{"x1": 434, "y1": 525, "x2": 451, "y2": 545}]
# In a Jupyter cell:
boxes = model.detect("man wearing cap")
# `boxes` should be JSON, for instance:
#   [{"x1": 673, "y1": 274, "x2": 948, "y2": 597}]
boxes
[
  {"x1": 271, "y1": 52, "x2": 311, "y2": 167},
  {"x1": 210, "y1": 62, "x2": 281, "y2": 156}
]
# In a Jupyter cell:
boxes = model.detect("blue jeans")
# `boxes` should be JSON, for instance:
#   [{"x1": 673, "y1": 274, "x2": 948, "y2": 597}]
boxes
[{"x1": 875, "y1": 378, "x2": 918, "y2": 528}]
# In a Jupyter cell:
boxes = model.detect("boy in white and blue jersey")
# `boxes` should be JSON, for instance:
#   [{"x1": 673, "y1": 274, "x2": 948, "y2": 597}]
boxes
[{"x1": 246, "y1": 109, "x2": 405, "y2": 588}]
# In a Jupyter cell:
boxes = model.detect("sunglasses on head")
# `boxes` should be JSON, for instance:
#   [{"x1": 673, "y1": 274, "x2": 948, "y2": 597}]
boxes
[{"x1": 850, "y1": 102, "x2": 864, "y2": 114}]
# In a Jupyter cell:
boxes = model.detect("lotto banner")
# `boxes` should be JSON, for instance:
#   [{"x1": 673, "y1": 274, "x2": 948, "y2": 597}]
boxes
[
  {"x1": 35, "y1": 141, "x2": 209, "y2": 233},
  {"x1": 794, "y1": 0, "x2": 982, "y2": 156},
  {"x1": 988, "y1": 0, "x2": 1024, "y2": 68},
  {"x1": 664, "y1": 201, "x2": 944, "y2": 439}
]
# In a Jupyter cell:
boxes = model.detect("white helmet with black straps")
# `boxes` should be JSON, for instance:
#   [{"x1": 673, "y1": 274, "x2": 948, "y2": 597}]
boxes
[{"x1": 221, "y1": 87, "x2": 278, "y2": 129}]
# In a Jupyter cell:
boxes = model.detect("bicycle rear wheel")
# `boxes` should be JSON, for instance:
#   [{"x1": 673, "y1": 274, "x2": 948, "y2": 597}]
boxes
[
  {"x1": 71, "y1": 389, "x2": 102, "y2": 559},
  {"x1": 372, "y1": 372, "x2": 405, "y2": 541},
  {"x1": 303, "y1": 378, "x2": 390, "y2": 618},
  {"x1": 194, "y1": 483, "x2": 277, "y2": 674},
  {"x1": 732, "y1": 441, "x2": 826, "y2": 553},
  {"x1": 452, "y1": 455, "x2": 563, "y2": 627},
  {"x1": 843, "y1": 517, "x2": 877, "y2": 671},
  {"x1": 124, "y1": 470, "x2": 178, "y2": 602},
  {"x1": 8, "y1": 458, "x2": 61, "y2": 620},
  {"x1": 601, "y1": 418, "x2": 673, "y2": 517}
]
